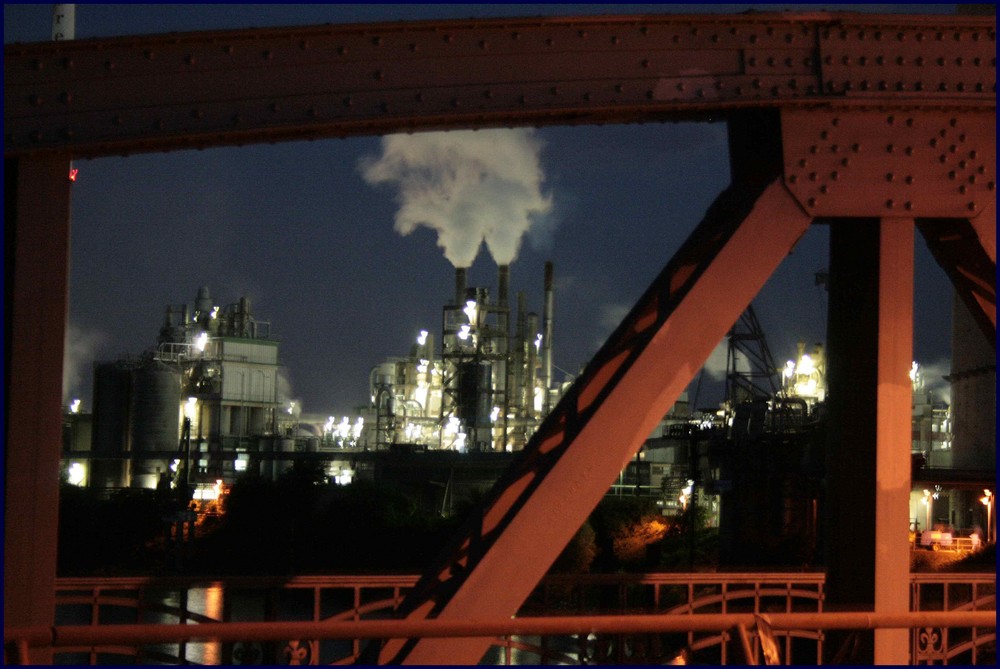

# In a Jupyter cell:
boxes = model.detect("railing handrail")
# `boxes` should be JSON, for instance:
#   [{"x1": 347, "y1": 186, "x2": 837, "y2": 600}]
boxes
[{"x1": 6, "y1": 610, "x2": 995, "y2": 650}]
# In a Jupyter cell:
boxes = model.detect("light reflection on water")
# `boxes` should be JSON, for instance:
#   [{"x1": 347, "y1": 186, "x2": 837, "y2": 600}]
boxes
[
  {"x1": 56, "y1": 585, "x2": 586, "y2": 665},
  {"x1": 141, "y1": 584, "x2": 224, "y2": 664}
]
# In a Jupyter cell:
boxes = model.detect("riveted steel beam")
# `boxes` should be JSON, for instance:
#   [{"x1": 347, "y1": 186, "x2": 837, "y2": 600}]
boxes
[
  {"x1": 4, "y1": 13, "x2": 994, "y2": 158},
  {"x1": 781, "y1": 109, "x2": 995, "y2": 218}
]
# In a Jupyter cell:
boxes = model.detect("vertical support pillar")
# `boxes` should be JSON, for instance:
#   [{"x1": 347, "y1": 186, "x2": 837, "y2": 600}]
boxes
[
  {"x1": 824, "y1": 218, "x2": 914, "y2": 664},
  {"x1": 824, "y1": 219, "x2": 878, "y2": 663},
  {"x1": 873, "y1": 218, "x2": 913, "y2": 664},
  {"x1": 3, "y1": 155, "x2": 72, "y2": 664}
]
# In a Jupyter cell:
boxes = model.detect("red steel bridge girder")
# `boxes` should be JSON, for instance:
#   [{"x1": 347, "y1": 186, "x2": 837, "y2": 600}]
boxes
[
  {"x1": 4, "y1": 13, "x2": 995, "y2": 158},
  {"x1": 3, "y1": 11, "x2": 995, "y2": 666}
]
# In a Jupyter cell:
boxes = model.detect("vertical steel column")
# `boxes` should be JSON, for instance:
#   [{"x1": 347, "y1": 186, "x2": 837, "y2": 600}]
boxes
[
  {"x1": 873, "y1": 218, "x2": 914, "y2": 664},
  {"x1": 3, "y1": 155, "x2": 72, "y2": 664},
  {"x1": 823, "y1": 219, "x2": 879, "y2": 663}
]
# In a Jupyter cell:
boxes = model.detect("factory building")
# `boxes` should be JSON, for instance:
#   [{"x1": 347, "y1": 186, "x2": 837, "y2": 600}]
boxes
[
  {"x1": 70, "y1": 287, "x2": 284, "y2": 494},
  {"x1": 63, "y1": 266, "x2": 568, "y2": 499}
]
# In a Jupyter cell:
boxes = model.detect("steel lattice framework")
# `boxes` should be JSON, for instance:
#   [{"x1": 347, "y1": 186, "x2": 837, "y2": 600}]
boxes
[{"x1": 4, "y1": 11, "x2": 995, "y2": 666}]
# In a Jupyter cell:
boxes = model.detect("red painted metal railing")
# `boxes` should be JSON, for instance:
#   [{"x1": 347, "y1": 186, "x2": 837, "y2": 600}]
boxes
[{"x1": 3, "y1": 572, "x2": 994, "y2": 665}]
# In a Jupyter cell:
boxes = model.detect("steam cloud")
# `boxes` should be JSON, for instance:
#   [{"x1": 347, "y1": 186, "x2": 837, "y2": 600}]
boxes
[
  {"x1": 63, "y1": 323, "x2": 107, "y2": 406},
  {"x1": 918, "y1": 358, "x2": 952, "y2": 406},
  {"x1": 360, "y1": 129, "x2": 553, "y2": 267}
]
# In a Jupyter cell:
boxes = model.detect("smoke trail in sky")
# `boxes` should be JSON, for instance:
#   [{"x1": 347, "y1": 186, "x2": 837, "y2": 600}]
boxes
[
  {"x1": 63, "y1": 322, "x2": 106, "y2": 406},
  {"x1": 359, "y1": 129, "x2": 553, "y2": 267}
]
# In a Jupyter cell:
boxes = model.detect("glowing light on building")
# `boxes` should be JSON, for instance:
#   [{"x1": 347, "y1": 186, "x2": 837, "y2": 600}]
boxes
[
  {"x1": 351, "y1": 417, "x2": 364, "y2": 440},
  {"x1": 533, "y1": 386, "x2": 544, "y2": 413},
  {"x1": 534, "y1": 333, "x2": 543, "y2": 353},
  {"x1": 782, "y1": 345, "x2": 826, "y2": 403},
  {"x1": 458, "y1": 324, "x2": 471, "y2": 340},
  {"x1": 679, "y1": 479, "x2": 694, "y2": 510},
  {"x1": 417, "y1": 330, "x2": 429, "y2": 346},
  {"x1": 490, "y1": 406, "x2": 500, "y2": 423},
  {"x1": 69, "y1": 398, "x2": 81, "y2": 414},
  {"x1": 67, "y1": 462, "x2": 86, "y2": 486},
  {"x1": 185, "y1": 397, "x2": 198, "y2": 421},
  {"x1": 463, "y1": 300, "x2": 478, "y2": 324},
  {"x1": 337, "y1": 416, "x2": 351, "y2": 440},
  {"x1": 982, "y1": 490, "x2": 993, "y2": 544},
  {"x1": 194, "y1": 331, "x2": 208, "y2": 352},
  {"x1": 287, "y1": 401, "x2": 297, "y2": 415},
  {"x1": 417, "y1": 359, "x2": 429, "y2": 374},
  {"x1": 797, "y1": 354, "x2": 814, "y2": 375}
]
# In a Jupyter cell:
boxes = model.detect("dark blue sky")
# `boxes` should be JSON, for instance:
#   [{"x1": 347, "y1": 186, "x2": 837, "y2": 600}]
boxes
[{"x1": 5, "y1": 4, "x2": 959, "y2": 416}]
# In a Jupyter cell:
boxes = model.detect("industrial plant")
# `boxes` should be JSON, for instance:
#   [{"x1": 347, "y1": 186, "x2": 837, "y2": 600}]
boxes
[{"x1": 60, "y1": 258, "x2": 993, "y2": 558}]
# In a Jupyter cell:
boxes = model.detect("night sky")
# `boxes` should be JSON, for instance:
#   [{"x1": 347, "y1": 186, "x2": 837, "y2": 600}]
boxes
[{"x1": 4, "y1": 4, "x2": 959, "y2": 418}]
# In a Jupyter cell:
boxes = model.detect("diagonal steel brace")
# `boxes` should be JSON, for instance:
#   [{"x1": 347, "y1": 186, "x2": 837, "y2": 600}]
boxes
[{"x1": 380, "y1": 176, "x2": 813, "y2": 665}]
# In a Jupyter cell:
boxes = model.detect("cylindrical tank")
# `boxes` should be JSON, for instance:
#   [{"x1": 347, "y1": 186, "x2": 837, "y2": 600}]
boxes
[
  {"x1": 130, "y1": 361, "x2": 182, "y2": 487},
  {"x1": 456, "y1": 361, "x2": 481, "y2": 427},
  {"x1": 195, "y1": 286, "x2": 213, "y2": 315},
  {"x1": 91, "y1": 361, "x2": 133, "y2": 488}
]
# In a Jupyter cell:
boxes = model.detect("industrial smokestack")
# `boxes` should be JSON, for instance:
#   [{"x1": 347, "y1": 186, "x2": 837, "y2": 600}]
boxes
[
  {"x1": 51, "y1": 5, "x2": 75, "y2": 40},
  {"x1": 541, "y1": 262, "x2": 554, "y2": 412},
  {"x1": 455, "y1": 267, "x2": 468, "y2": 306},
  {"x1": 512, "y1": 292, "x2": 527, "y2": 414},
  {"x1": 527, "y1": 312, "x2": 540, "y2": 417},
  {"x1": 497, "y1": 264, "x2": 510, "y2": 308}
]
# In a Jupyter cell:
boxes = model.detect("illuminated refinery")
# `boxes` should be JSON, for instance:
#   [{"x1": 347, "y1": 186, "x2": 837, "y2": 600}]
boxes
[{"x1": 61, "y1": 261, "x2": 992, "y2": 553}]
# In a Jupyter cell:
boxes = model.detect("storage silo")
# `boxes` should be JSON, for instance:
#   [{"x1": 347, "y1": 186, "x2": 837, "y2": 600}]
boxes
[
  {"x1": 130, "y1": 360, "x2": 182, "y2": 488},
  {"x1": 91, "y1": 361, "x2": 134, "y2": 488}
]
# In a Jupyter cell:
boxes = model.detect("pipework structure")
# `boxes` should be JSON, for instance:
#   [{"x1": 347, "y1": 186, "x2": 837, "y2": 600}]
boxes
[
  {"x1": 366, "y1": 262, "x2": 559, "y2": 453},
  {"x1": 4, "y1": 10, "x2": 995, "y2": 666}
]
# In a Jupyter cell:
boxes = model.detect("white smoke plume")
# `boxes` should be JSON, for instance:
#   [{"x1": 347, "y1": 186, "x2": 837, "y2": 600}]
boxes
[
  {"x1": 702, "y1": 339, "x2": 751, "y2": 382},
  {"x1": 917, "y1": 358, "x2": 952, "y2": 406},
  {"x1": 63, "y1": 323, "x2": 107, "y2": 406},
  {"x1": 359, "y1": 129, "x2": 553, "y2": 267}
]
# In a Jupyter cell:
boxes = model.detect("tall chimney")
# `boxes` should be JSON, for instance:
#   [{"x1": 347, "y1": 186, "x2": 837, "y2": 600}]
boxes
[
  {"x1": 496, "y1": 265, "x2": 510, "y2": 438},
  {"x1": 541, "y1": 262, "x2": 554, "y2": 412},
  {"x1": 512, "y1": 292, "x2": 527, "y2": 413},
  {"x1": 455, "y1": 267, "x2": 468, "y2": 306},
  {"x1": 497, "y1": 264, "x2": 510, "y2": 307},
  {"x1": 527, "y1": 312, "x2": 540, "y2": 417}
]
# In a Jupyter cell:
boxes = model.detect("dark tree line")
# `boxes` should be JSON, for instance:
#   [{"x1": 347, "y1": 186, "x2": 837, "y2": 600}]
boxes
[{"x1": 59, "y1": 465, "x2": 720, "y2": 577}]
